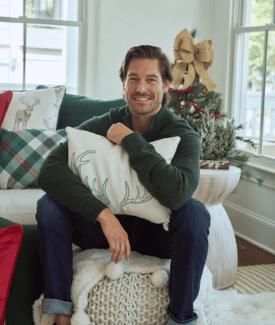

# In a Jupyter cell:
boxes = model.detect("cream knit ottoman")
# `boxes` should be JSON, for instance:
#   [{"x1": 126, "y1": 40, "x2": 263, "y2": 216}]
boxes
[{"x1": 33, "y1": 249, "x2": 213, "y2": 325}]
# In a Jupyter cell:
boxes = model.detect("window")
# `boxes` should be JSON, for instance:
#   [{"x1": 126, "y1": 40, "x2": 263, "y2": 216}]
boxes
[
  {"x1": 0, "y1": 0, "x2": 85, "y2": 94},
  {"x1": 232, "y1": 0, "x2": 275, "y2": 161}
]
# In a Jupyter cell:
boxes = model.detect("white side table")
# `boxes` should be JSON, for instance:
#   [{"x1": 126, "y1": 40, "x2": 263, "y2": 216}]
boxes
[{"x1": 192, "y1": 166, "x2": 241, "y2": 289}]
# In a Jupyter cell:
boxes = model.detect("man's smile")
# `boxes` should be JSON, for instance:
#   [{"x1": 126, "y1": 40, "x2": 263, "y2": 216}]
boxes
[
  {"x1": 133, "y1": 95, "x2": 152, "y2": 102},
  {"x1": 135, "y1": 97, "x2": 150, "y2": 101}
]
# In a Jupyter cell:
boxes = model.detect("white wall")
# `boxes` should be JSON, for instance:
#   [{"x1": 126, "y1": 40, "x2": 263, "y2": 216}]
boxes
[
  {"x1": 206, "y1": 0, "x2": 233, "y2": 113},
  {"x1": 84, "y1": 0, "x2": 215, "y2": 99},
  {"x1": 224, "y1": 175, "x2": 275, "y2": 254},
  {"x1": 83, "y1": 0, "x2": 275, "y2": 254}
]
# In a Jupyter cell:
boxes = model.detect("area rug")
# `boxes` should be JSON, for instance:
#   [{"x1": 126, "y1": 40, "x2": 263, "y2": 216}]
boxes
[
  {"x1": 229, "y1": 264, "x2": 275, "y2": 294},
  {"x1": 33, "y1": 249, "x2": 275, "y2": 325}
]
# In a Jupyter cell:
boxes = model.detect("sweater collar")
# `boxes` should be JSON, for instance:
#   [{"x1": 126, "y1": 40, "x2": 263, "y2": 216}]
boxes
[
  {"x1": 122, "y1": 105, "x2": 174, "y2": 132},
  {"x1": 150, "y1": 106, "x2": 174, "y2": 131}
]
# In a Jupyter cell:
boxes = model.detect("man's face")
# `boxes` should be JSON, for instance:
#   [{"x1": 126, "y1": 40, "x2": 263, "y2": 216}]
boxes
[{"x1": 122, "y1": 58, "x2": 170, "y2": 118}]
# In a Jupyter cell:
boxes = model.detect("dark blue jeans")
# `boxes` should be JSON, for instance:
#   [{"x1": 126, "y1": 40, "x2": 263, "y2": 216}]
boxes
[{"x1": 36, "y1": 194, "x2": 210, "y2": 324}]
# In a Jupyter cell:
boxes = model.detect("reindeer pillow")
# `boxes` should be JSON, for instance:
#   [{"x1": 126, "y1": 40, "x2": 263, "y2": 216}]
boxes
[
  {"x1": 66, "y1": 127, "x2": 181, "y2": 230},
  {"x1": 2, "y1": 86, "x2": 66, "y2": 131}
]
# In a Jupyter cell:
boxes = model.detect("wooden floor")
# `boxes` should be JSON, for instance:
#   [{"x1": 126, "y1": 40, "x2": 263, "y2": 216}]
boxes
[{"x1": 236, "y1": 236, "x2": 275, "y2": 267}]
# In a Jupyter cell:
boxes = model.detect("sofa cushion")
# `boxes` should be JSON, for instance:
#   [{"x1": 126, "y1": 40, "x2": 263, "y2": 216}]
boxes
[
  {"x1": 2, "y1": 87, "x2": 66, "y2": 131},
  {"x1": 67, "y1": 127, "x2": 180, "y2": 230},
  {"x1": 0, "y1": 128, "x2": 67, "y2": 189},
  {"x1": 0, "y1": 217, "x2": 43, "y2": 325},
  {"x1": 36, "y1": 85, "x2": 126, "y2": 129},
  {"x1": 57, "y1": 94, "x2": 126, "y2": 129},
  {"x1": 0, "y1": 189, "x2": 45, "y2": 224},
  {"x1": 0, "y1": 224, "x2": 24, "y2": 325},
  {"x1": 0, "y1": 91, "x2": 13, "y2": 128}
]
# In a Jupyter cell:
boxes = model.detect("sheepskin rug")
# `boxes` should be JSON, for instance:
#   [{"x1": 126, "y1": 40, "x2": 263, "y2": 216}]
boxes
[{"x1": 212, "y1": 289, "x2": 275, "y2": 325}]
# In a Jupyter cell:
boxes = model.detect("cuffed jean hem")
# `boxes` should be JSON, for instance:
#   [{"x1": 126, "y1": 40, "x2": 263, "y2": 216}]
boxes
[
  {"x1": 166, "y1": 311, "x2": 198, "y2": 324},
  {"x1": 42, "y1": 298, "x2": 74, "y2": 315}
]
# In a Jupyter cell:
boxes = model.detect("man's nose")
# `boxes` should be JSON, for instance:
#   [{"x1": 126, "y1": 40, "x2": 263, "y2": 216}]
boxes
[{"x1": 136, "y1": 80, "x2": 147, "y2": 92}]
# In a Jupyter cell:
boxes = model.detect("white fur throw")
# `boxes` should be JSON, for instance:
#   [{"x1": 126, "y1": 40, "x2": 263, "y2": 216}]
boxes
[{"x1": 33, "y1": 249, "x2": 213, "y2": 325}]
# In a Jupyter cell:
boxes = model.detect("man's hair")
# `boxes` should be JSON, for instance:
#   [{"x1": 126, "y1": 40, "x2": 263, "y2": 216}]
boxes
[{"x1": 119, "y1": 45, "x2": 172, "y2": 106}]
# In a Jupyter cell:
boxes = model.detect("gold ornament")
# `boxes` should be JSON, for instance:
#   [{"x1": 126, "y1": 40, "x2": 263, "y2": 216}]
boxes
[{"x1": 172, "y1": 29, "x2": 217, "y2": 91}]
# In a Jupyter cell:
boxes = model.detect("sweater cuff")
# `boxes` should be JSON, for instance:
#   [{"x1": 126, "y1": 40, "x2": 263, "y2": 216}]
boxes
[
  {"x1": 122, "y1": 132, "x2": 150, "y2": 152},
  {"x1": 80, "y1": 198, "x2": 107, "y2": 223}
]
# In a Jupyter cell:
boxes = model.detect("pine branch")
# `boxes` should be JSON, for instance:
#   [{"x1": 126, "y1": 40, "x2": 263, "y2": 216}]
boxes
[{"x1": 236, "y1": 136, "x2": 257, "y2": 150}]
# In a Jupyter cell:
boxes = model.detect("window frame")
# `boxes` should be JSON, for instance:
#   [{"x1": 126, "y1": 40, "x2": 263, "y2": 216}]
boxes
[
  {"x1": 230, "y1": 0, "x2": 275, "y2": 174},
  {"x1": 0, "y1": 0, "x2": 86, "y2": 94}
]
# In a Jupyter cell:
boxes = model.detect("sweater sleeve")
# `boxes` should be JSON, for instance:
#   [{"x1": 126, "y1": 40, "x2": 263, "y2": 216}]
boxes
[
  {"x1": 37, "y1": 115, "x2": 112, "y2": 223},
  {"x1": 121, "y1": 128, "x2": 201, "y2": 211}
]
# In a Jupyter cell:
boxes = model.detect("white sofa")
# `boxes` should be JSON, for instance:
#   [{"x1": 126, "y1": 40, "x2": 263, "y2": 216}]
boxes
[{"x1": 0, "y1": 189, "x2": 45, "y2": 225}]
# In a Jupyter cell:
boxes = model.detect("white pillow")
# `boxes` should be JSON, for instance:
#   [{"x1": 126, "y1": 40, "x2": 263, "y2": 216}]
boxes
[
  {"x1": 66, "y1": 127, "x2": 180, "y2": 230},
  {"x1": 2, "y1": 86, "x2": 65, "y2": 130}
]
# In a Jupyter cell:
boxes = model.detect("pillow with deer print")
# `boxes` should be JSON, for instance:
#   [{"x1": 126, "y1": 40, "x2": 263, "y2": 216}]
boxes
[
  {"x1": 66, "y1": 127, "x2": 180, "y2": 230},
  {"x1": 2, "y1": 86, "x2": 66, "y2": 131}
]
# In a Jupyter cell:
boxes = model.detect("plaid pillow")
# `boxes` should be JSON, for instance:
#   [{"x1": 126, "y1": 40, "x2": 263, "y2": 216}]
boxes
[{"x1": 0, "y1": 128, "x2": 67, "y2": 189}]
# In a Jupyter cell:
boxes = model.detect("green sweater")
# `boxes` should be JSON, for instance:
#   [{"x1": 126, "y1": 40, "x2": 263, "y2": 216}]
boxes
[{"x1": 37, "y1": 105, "x2": 201, "y2": 224}]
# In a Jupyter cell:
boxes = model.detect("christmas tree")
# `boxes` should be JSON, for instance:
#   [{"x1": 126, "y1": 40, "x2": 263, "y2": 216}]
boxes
[{"x1": 167, "y1": 29, "x2": 262, "y2": 182}]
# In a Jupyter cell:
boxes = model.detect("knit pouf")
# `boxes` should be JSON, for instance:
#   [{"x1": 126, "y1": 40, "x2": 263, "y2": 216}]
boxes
[
  {"x1": 85, "y1": 272, "x2": 169, "y2": 324},
  {"x1": 33, "y1": 249, "x2": 213, "y2": 325}
]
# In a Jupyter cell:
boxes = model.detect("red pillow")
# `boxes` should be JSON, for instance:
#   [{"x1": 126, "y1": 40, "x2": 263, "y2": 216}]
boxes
[
  {"x1": 0, "y1": 225, "x2": 24, "y2": 325},
  {"x1": 0, "y1": 91, "x2": 13, "y2": 127}
]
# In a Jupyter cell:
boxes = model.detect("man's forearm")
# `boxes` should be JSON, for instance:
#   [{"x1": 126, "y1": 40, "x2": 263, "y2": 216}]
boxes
[{"x1": 121, "y1": 132, "x2": 201, "y2": 210}]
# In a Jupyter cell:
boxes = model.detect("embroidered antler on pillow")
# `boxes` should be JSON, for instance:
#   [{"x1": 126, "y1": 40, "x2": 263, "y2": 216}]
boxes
[{"x1": 66, "y1": 127, "x2": 180, "y2": 230}]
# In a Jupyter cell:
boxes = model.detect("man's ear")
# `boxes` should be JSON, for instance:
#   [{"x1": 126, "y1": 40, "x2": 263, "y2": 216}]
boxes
[
  {"x1": 122, "y1": 80, "x2": 125, "y2": 91},
  {"x1": 163, "y1": 80, "x2": 171, "y2": 93}
]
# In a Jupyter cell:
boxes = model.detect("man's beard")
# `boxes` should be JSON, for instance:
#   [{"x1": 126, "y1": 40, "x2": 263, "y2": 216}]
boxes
[{"x1": 128, "y1": 99, "x2": 162, "y2": 115}]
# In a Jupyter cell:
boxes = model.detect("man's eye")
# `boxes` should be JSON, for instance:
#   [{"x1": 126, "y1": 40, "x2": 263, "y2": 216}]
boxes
[{"x1": 148, "y1": 78, "x2": 157, "y2": 83}]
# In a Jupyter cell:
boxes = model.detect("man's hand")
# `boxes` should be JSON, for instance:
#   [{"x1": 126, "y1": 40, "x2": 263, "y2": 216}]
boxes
[
  {"x1": 107, "y1": 122, "x2": 133, "y2": 145},
  {"x1": 96, "y1": 208, "x2": 131, "y2": 263}
]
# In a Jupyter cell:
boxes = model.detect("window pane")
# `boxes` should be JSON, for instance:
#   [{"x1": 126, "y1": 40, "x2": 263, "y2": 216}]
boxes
[
  {"x1": 0, "y1": 22, "x2": 23, "y2": 90},
  {"x1": 0, "y1": 0, "x2": 23, "y2": 18},
  {"x1": 25, "y1": 24, "x2": 78, "y2": 93},
  {"x1": 263, "y1": 31, "x2": 275, "y2": 158},
  {"x1": 239, "y1": 32, "x2": 265, "y2": 154},
  {"x1": 25, "y1": 0, "x2": 79, "y2": 21},
  {"x1": 249, "y1": 0, "x2": 273, "y2": 27}
]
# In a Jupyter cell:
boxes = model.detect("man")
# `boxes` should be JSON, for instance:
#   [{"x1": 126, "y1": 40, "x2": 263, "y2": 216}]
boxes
[{"x1": 36, "y1": 45, "x2": 210, "y2": 325}]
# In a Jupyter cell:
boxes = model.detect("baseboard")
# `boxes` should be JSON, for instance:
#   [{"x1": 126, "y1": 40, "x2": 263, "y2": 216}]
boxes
[
  {"x1": 234, "y1": 231, "x2": 275, "y2": 256},
  {"x1": 224, "y1": 200, "x2": 275, "y2": 255}
]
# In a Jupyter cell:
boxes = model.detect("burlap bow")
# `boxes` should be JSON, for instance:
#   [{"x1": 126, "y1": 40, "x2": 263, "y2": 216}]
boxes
[{"x1": 172, "y1": 29, "x2": 217, "y2": 91}]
